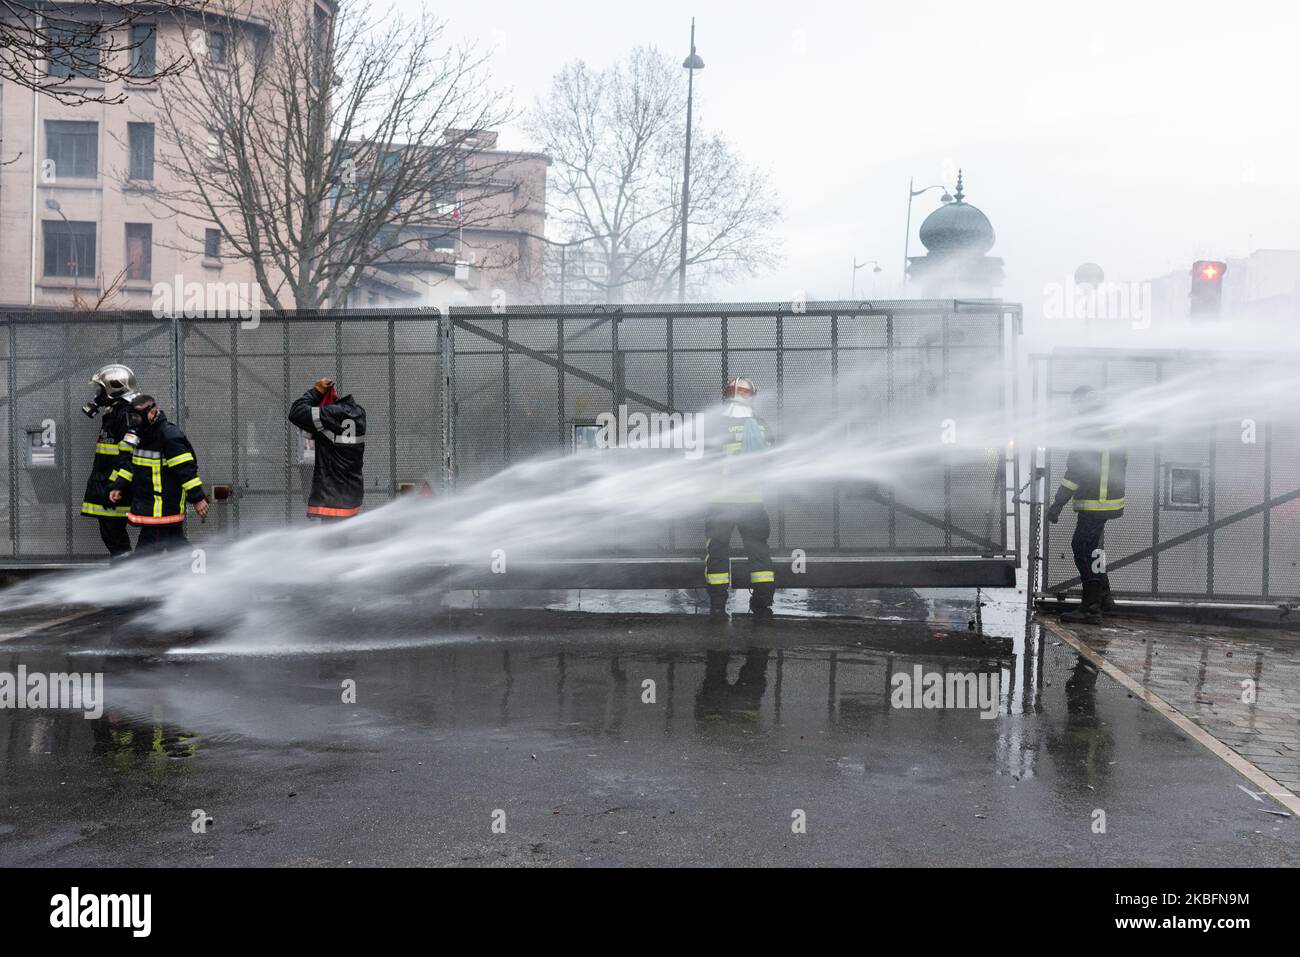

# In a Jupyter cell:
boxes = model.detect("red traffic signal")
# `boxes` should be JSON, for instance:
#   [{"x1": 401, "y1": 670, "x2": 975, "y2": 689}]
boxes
[
  {"x1": 1189, "y1": 260, "x2": 1227, "y2": 319},
  {"x1": 1194, "y1": 260, "x2": 1226, "y2": 283}
]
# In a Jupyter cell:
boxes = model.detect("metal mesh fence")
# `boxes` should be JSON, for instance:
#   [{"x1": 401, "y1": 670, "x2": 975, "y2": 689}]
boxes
[
  {"x1": 0, "y1": 301, "x2": 1018, "y2": 565},
  {"x1": 1, "y1": 308, "x2": 442, "y2": 560},
  {"x1": 451, "y1": 301, "x2": 1019, "y2": 559},
  {"x1": 1032, "y1": 348, "x2": 1299, "y2": 604}
]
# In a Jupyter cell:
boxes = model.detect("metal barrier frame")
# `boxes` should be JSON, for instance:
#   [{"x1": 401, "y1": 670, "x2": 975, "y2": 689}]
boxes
[
  {"x1": 0, "y1": 301, "x2": 1023, "y2": 588},
  {"x1": 447, "y1": 300, "x2": 1023, "y2": 565},
  {"x1": 1028, "y1": 347, "x2": 1299, "y2": 608}
]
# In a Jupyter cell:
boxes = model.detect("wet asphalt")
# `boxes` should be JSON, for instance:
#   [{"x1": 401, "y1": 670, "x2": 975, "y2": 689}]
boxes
[{"x1": 0, "y1": 592, "x2": 1296, "y2": 867}]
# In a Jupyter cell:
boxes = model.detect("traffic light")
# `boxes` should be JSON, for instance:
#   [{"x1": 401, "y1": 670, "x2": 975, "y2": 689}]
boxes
[{"x1": 1189, "y1": 260, "x2": 1227, "y2": 319}]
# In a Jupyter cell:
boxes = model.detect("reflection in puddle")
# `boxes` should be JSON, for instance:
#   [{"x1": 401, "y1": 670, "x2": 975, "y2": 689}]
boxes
[{"x1": 0, "y1": 607, "x2": 1128, "y2": 809}]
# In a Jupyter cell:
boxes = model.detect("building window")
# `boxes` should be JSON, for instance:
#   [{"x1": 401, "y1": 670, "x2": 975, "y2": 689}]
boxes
[
  {"x1": 125, "y1": 224, "x2": 152, "y2": 281},
  {"x1": 372, "y1": 225, "x2": 399, "y2": 252},
  {"x1": 47, "y1": 20, "x2": 101, "y2": 79},
  {"x1": 46, "y1": 120, "x2": 98, "y2": 179},
  {"x1": 206, "y1": 128, "x2": 223, "y2": 161},
  {"x1": 128, "y1": 122, "x2": 154, "y2": 180},
  {"x1": 430, "y1": 181, "x2": 458, "y2": 215},
  {"x1": 209, "y1": 31, "x2": 227, "y2": 65},
  {"x1": 204, "y1": 228, "x2": 221, "y2": 258},
  {"x1": 128, "y1": 24, "x2": 156, "y2": 78},
  {"x1": 43, "y1": 220, "x2": 96, "y2": 278},
  {"x1": 311, "y1": 5, "x2": 329, "y2": 80}
]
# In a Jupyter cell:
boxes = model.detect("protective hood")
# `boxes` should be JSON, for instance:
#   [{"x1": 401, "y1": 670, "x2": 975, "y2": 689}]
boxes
[
  {"x1": 131, "y1": 408, "x2": 166, "y2": 436},
  {"x1": 723, "y1": 402, "x2": 754, "y2": 418}
]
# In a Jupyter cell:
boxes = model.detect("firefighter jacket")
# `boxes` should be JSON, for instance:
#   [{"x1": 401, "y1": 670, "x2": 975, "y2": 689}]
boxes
[
  {"x1": 110, "y1": 413, "x2": 206, "y2": 525},
  {"x1": 705, "y1": 408, "x2": 775, "y2": 505},
  {"x1": 1057, "y1": 425, "x2": 1127, "y2": 517},
  {"x1": 81, "y1": 401, "x2": 133, "y2": 519},
  {"x1": 288, "y1": 389, "x2": 366, "y2": 517}
]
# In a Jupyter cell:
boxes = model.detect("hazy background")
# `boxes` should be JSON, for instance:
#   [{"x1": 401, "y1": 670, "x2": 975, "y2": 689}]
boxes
[{"x1": 386, "y1": 0, "x2": 1300, "y2": 308}]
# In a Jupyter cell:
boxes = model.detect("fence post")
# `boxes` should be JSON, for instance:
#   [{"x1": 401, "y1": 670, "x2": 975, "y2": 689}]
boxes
[
  {"x1": 439, "y1": 308, "x2": 455, "y2": 492},
  {"x1": 886, "y1": 312, "x2": 896, "y2": 549},
  {"x1": 388, "y1": 318, "x2": 397, "y2": 503},
  {"x1": 1025, "y1": 460, "x2": 1044, "y2": 635},
  {"x1": 172, "y1": 314, "x2": 184, "y2": 428},
  {"x1": 283, "y1": 319, "x2": 292, "y2": 522},
  {"x1": 556, "y1": 311, "x2": 565, "y2": 452},
  {"x1": 6, "y1": 318, "x2": 16, "y2": 558},
  {"x1": 830, "y1": 313, "x2": 840, "y2": 551},
  {"x1": 1008, "y1": 307, "x2": 1021, "y2": 563}
]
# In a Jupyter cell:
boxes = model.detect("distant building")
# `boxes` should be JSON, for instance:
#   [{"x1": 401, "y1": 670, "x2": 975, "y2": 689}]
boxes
[
  {"x1": 906, "y1": 170, "x2": 1004, "y2": 299},
  {"x1": 554, "y1": 244, "x2": 612, "y2": 305},
  {"x1": 1146, "y1": 249, "x2": 1300, "y2": 324},
  {"x1": 352, "y1": 131, "x2": 550, "y2": 310},
  {"x1": 0, "y1": 2, "x2": 282, "y2": 311},
  {"x1": 0, "y1": 6, "x2": 546, "y2": 315}
]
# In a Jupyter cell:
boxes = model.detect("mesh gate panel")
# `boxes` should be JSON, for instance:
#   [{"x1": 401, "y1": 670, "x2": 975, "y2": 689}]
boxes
[
  {"x1": 5, "y1": 315, "x2": 174, "y2": 558},
  {"x1": 0, "y1": 304, "x2": 1013, "y2": 564},
  {"x1": 1037, "y1": 349, "x2": 1297, "y2": 603},
  {"x1": 451, "y1": 302, "x2": 1015, "y2": 559}
]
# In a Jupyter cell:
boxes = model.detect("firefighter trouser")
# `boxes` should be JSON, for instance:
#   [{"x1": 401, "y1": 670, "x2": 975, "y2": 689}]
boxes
[
  {"x1": 135, "y1": 522, "x2": 189, "y2": 556},
  {"x1": 98, "y1": 517, "x2": 132, "y2": 560},
  {"x1": 1071, "y1": 511, "x2": 1112, "y2": 603},
  {"x1": 704, "y1": 503, "x2": 775, "y2": 609}
]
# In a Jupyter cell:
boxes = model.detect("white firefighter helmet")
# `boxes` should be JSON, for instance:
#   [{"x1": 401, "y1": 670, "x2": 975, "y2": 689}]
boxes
[
  {"x1": 90, "y1": 363, "x2": 140, "y2": 401},
  {"x1": 723, "y1": 376, "x2": 757, "y2": 404}
]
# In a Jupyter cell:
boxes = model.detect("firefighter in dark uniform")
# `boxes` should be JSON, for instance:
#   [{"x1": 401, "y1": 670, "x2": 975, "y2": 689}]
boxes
[
  {"x1": 703, "y1": 376, "x2": 776, "y2": 621},
  {"x1": 288, "y1": 378, "x2": 366, "y2": 521},
  {"x1": 79, "y1": 364, "x2": 140, "y2": 561},
  {"x1": 1048, "y1": 385, "x2": 1126, "y2": 624},
  {"x1": 107, "y1": 395, "x2": 208, "y2": 554}
]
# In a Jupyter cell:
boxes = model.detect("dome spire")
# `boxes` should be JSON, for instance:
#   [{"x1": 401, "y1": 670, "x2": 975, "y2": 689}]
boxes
[{"x1": 954, "y1": 169, "x2": 965, "y2": 204}]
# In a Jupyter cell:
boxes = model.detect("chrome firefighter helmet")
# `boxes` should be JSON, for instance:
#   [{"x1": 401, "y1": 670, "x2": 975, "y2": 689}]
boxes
[
  {"x1": 723, "y1": 376, "x2": 757, "y2": 404},
  {"x1": 90, "y1": 364, "x2": 140, "y2": 402}
]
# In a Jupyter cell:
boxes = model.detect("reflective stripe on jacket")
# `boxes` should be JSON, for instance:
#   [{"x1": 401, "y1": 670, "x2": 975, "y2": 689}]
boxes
[
  {"x1": 1059, "y1": 426, "x2": 1126, "y2": 516},
  {"x1": 288, "y1": 389, "x2": 366, "y2": 517},
  {"x1": 110, "y1": 415, "x2": 205, "y2": 525},
  {"x1": 81, "y1": 402, "x2": 132, "y2": 518}
]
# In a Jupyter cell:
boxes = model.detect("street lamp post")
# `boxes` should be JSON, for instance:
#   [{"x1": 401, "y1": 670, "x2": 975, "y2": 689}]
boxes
[
  {"x1": 903, "y1": 177, "x2": 952, "y2": 293},
  {"x1": 852, "y1": 258, "x2": 882, "y2": 298},
  {"x1": 677, "y1": 18, "x2": 704, "y2": 304}
]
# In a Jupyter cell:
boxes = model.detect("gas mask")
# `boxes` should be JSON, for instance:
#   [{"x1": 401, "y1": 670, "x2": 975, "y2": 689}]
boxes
[
  {"x1": 81, "y1": 387, "x2": 110, "y2": 419},
  {"x1": 129, "y1": 403, "x2": 158, "y2": 430}
]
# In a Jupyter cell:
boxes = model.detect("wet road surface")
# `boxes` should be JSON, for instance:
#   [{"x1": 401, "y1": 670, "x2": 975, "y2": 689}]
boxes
[
  {"x1": 1055, "y1": 617, "x2": 1300, "y2": 796},
  {"x1": 0, "y1": 596, "x2": 1296, "y2": 867}
]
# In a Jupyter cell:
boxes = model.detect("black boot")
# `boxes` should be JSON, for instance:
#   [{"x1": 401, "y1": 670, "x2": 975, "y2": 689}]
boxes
[
  {"x1": 749, "y1": 583, "x2": 775, "y2": 621},
  {"x1": 707, "y1": 584, "x2": 730, "y2": 621},
  {"x1": 1098, "y1": 575, "x2": 1119, "y2": 614},
  {"x1": 1061, "y1": 581, "x2": 1103, "y2": 625}
]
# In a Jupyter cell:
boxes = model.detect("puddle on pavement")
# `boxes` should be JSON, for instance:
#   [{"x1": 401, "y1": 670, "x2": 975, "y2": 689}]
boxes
[{"x1": 0, "y1": 610, "x2": 1075, "y2": 784}]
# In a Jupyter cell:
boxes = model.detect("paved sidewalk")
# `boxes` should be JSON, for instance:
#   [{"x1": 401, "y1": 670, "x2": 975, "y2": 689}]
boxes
[{"x1": 1045, "y1": 616, "x2": 1300, "y2": 796}]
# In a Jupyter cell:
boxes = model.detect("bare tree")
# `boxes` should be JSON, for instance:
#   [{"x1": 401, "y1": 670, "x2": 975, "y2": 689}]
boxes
[
  {"x1": 0, "y1": 0, "x2": 198, "y2": 106},
  {"x1": 141, "y1": 0, "x2": 515, "y2": 312},
  {"x1": 528, "y1": 46, "x2": 781, "y2": 303},
  {"x1": 71, "y1": 266, "x2": 130, "y2": 311}
]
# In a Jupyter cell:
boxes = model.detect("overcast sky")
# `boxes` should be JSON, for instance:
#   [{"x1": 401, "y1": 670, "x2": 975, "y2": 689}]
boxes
[{"x1": 397, "y1": 0, "x2": 1299, "y2": 308}]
